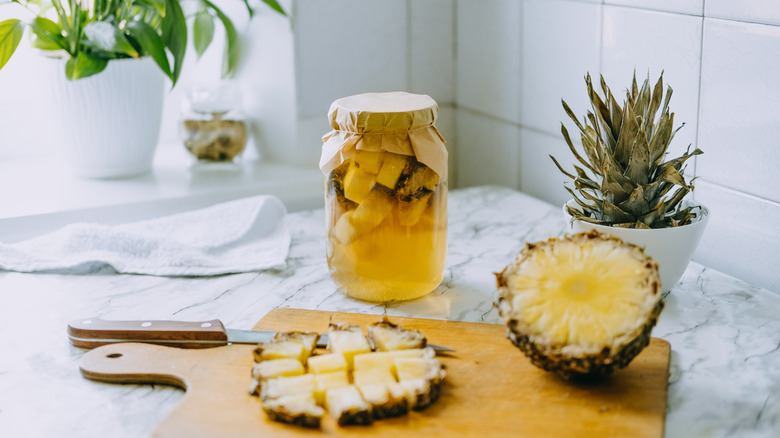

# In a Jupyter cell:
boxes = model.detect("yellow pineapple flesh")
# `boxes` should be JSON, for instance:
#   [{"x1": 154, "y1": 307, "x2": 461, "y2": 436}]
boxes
[
  {"x1": 253, "y1": 318, "x2": 445, "y2": 429},
  {"x1": 496, "y1": 231, "x2": 663, "y2": 378}
]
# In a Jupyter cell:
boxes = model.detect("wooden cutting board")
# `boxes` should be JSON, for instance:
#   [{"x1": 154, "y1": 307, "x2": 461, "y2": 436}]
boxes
[{"x1": 79, "y1": 308, "x2": 670, "y2": 437}]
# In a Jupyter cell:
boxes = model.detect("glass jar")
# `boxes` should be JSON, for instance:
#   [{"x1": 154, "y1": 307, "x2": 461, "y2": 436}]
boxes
[
  {"x1": 180, "y1": 81, "x2": 248, "y2": 162},
  {"x1": 320, "y1": 92, "x2": 448, "y2": 302}
]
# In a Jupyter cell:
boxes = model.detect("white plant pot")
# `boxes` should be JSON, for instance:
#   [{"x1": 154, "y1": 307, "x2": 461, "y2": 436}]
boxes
[
  {"x1": 564, "y1": 200, "x2": 710, "y2": 293},
  {"x1": 47, "y1": 56, "x2": 165, "y2": 178}
]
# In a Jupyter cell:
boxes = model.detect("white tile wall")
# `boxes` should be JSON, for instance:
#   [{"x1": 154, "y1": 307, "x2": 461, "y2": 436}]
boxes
[
  {"x1": 521, "y1": 0, "x2": 601, "y2": 137},
  {"x1": 520, "y1": 129, "x2": 575, "y2": 208},
  {"x1": 434, "y1": 106, "x2": 458, "y2": 187},
  {"x1": 456, "y1": 109, "x2": 520, "y2": 189},
  {"x1": 293, "y1": 0, "x2": 408, "y2": 119},
  {"x1": 410, "y1": 0, "x2": 455, "y2": 105},
  {"x1": 705, "y1": 0, "x2": 780, "y2": 27},
  {"x1": 601, "y1": 6, "x2": 703, "y2": 158},
  {"x1": 698, "y1": 18, "x2": 780, "y2": 201},
  {"x1": 694, "y1": 181, "x2": 780, "y2": 293},
  {"x1": 456, "y1": 0, "x2": 522, "y2": 123},
  {"x1": 604, "y1": 0, "x2": 703, "y2": 16},
  {"x1": 451, "y1": 0, "x2": 780, "y2": 292}
]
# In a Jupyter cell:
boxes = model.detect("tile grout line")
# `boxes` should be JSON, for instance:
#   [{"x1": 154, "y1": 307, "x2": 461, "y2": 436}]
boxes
[
  {"x1": 452, "y1": 0, "x2": 459, "y2": 188},
  {"x1": 693, "y1": 14, "x2": 706, "y2": 200},
  {"x1": 517, "y1": 0, "x2": 524, "y2": 191},
  {"x1": 406, "y1": 0, "x2": 412, "y2": 91}
]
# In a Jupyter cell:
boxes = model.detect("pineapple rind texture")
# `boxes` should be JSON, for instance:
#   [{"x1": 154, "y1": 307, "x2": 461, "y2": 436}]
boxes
[
  {"x1": 262, "y1": 393, "x2": 324, "y2": 429},
  {"x1": 497, "y1": 231, "x2": 663, "y2": 379},
  {"x1": 253, "y1": 318, "x2": 445, "y2": 428},
  {"x1": 367, "y1": 316, "x2": 427, "y2": 351}
]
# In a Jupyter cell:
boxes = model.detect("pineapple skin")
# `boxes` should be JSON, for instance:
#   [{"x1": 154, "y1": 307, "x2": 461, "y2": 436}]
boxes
[
  {"x1": 501, "y1": 300, "x2": 663, "y2": 379},
  {"x1": 496, "y1": 231, "x2": 663, "y2": 379}
]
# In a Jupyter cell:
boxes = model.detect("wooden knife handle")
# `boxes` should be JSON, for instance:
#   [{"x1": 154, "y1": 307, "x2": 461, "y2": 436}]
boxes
[{"x1": 67, "y1": 318, "x2": 229, "y2": 349}]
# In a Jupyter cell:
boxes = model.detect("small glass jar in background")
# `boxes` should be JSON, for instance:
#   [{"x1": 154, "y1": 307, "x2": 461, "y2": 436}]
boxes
[{"x1": 180, "y1": 81, "x2": 248, "y2": 163}]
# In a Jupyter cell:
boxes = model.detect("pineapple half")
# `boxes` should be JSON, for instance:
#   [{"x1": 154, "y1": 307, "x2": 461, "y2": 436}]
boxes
[
  {"x1": 496, "y1": 231, "x2": 663, "y2": 379},
  {"x1": 251, "y1": 319, "x2": 446, "y2": 429}
]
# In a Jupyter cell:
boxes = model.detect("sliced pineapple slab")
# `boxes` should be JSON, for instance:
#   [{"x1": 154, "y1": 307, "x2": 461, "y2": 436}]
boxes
[
  {"x1": 353, "y1": 349, "x2": 431, "y2": 379},
  {"x1": 325, "y1": 385, "x2": 373, "y2": 426},
  {"x1": 367, "y1": 316, "x2": 427, "y2": 351},
  {"x1": 307, "y1": 353, "x2": 348, "y2": 374},
  {"x1": 357, "y1": 382, "x2": 409, "y2": 419},
  {"x1": 261, "y1": 373, "x2": 317, "y2": 401},
  {"x1": 252, "y1": 358, "x2": 305, "y2": 382},
  {"x1": 352, "y1": 367, "x2": 396, "y2": 386},
  {"x1": 327, "y1": 323, "x2": 372, "y2": 370},
  {"x1": 254, "y1": 318, "x2": 445, "y2": 429},
  {"x1": 253, "y1": 341, "x2": 304, "y2": 363},
  {"x1": 314, "y1": 371, "x2": 350, "y2": 405},
  {"x1": 496, "y1": 231, "x2": 663, "y2": 379},
  {"x1": 273, "y1": 332, "x2": 320, "y2": 363},
  {"x1": 262, "y1": 393, "x2": 324, "y2": 429}
]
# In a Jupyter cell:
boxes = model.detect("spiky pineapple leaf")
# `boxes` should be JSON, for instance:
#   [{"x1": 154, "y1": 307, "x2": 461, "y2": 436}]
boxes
[
  {"x1": 580, "y1": 130, "x2": 601, "y2": 171},
  {"x1": 602, "y1": 200, "x2": 634, "y2": 223},
  {"x1": 562, "y1": 124, "x2": 598, "y2": 174},
  {"x1": 615, "y1": 103, "x2": 639, "y2": 167},
  {"x1": 646, "y1": 73, "x2": 664, "y2": 138},
  {"x1": 624, "y1": 129, "x2": 651, "y2": 185},
  {"x1": 649, "y1": 111, "x2": 674, "y2": 166}
]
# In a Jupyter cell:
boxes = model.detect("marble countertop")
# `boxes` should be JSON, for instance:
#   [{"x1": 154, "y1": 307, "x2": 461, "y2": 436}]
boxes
[{"x1": 0, "y1": 186, "x2": 777, "y2": 437}]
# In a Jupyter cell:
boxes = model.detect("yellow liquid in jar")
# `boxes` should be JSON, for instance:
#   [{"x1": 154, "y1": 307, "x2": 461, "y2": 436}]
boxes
[{"x1": 326, "y1": 181, "x2": 447, "y2": 302}]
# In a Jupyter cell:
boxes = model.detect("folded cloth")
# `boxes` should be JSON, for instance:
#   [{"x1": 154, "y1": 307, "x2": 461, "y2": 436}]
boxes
[{"x1": 0, "y1": 195, "x2": 291, "y2": 276}]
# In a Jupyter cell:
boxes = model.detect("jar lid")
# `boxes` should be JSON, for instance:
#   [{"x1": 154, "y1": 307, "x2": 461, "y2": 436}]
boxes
[
  {"x1": 328, "y1": 92, "x2": 438, "y2": 133},
  {"x1": 321, "y1": 92, "x2": 447, "y2": 179}
]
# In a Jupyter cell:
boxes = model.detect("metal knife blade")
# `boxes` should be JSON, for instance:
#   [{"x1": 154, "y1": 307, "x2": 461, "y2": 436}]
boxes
[{"x1": 67, "y1": 318, "x2": 454, "y2": 353}]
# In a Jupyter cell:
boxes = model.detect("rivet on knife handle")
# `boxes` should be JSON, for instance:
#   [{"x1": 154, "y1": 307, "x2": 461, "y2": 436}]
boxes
[{"x1": 67, "y1": 318, "x2": 229, "y2": 349}]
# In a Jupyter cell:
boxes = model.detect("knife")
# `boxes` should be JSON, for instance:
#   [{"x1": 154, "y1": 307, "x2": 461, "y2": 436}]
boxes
[{"x1": 67, "y1": 318, "x2": 454, "y2": 353}]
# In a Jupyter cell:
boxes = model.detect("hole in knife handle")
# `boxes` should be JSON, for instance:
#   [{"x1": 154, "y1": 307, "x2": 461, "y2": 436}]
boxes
[{"x1": 106, "y1": 353, "x2": 123, "y2": 358}]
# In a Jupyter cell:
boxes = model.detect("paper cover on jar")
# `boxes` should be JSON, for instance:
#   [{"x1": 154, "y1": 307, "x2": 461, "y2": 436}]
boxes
[{"x1": 319, "y1": 92, "x2": 448, "y2": 180}]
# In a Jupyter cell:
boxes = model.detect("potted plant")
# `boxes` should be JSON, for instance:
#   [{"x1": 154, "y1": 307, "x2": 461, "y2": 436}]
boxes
[
  {"x1": 0, "y1": 0, "x2": 285, "y2": 178},
  {"x1": 551, "y1": 72, "x2": 709, "y2": 292}
]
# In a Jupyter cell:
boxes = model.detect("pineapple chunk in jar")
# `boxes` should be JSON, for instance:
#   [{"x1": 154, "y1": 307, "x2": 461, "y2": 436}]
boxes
[{"x1": 320, "y1": 92, "x2": 448, "y2": 302}]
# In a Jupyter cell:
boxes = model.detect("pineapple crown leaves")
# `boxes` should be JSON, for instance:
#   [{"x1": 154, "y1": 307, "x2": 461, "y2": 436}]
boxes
[{"x1": 551, "y1": 71, "x2": 703, "y2": 229}]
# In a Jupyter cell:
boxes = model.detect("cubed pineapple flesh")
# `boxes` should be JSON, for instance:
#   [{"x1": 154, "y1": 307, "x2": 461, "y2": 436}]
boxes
[
  {"x1": 314, "y1": 371, "x2": 350, "y2": 404},
  {"x1": 343, "y1": 161, "x2": 376, "y2": 204},
  {"x1": 375, "y1": 153, "x2": 409, "y2": 189},
  {"x1": 326, "y1": 150, "x2": 447, "y2": 302},
  {"x1": 307, "y1": 353, "x2": 348, "y2": 374},
  {"x1": 354, "y1": 150, "x2": 385, "y2": 174},
  {"x1": 326, "y1": 323, "x2": 372, "y2": 370},
  {"x1": 497, "y1": 231, "x2": 664, "y2": 379},
  {"x1": 254, "y1": 318, "x2": 446, "y2": 429},
  {"x1": 262, "y1": 393, "x2": 324, "y2": 429}
]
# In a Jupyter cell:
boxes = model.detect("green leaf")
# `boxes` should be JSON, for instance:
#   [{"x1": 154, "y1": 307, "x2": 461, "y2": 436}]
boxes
[
  {"x1": 261, "y1": 0, "x2": 286, "y2": 16},
  {"x1": 162, "y1": 0, "x2": 187, "y2": 85},
  {"x1": 0, "y1": 19, "x2": 24, "y2": 71},
  {"x1": 65, "y1": 52, "x2": 108, "y2": 80},
  {"x1": 29, "y1": 17, "x2": 66, "y2": 51},
  {"x1": 125, "y1": 20, "x2": 172, "y2": 81},
  {"x1": 84, "y1": 21, "x2": 139, "y2": 57},
  {"x1": 193, "y1": 10, "x2": 215, "y2": 58},
  {"x1": 204, "y1": 0, "x2": 239, "y2": 77},
  {"x1": 241, "y1": 0, "x2": 255, "y2": 18},
  {"x1": 135, "y1": 0, "x2": 166, "y2": 17}
]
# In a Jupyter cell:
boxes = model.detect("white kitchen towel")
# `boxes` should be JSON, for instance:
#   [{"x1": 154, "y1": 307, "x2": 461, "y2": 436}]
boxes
[{"x1": 0, "y1": 195, "x2": 291, "y2": 276}]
